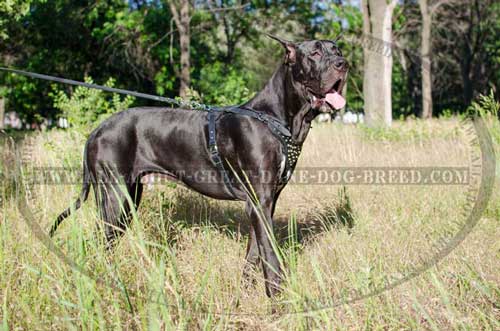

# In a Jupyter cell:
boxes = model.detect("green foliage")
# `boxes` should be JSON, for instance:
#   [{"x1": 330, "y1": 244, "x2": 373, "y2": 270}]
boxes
[
  {"x1": 469, "y1": 90, "x2": 500, "y2": 118},
  {"x1": 439, "y1": 109, "x2": 454, "y2": 119},
  {"x1": 51, "y1": 77, "x2": 134, "y2": 132},
  {"x1": 469, "y1": 90, "x2": 500, "y2": 145},
  {"x1": 0, "y1": 0, "x2": 33, "y2": 40},
  {"x1": 359, "y1": 124, "x2": 411, "y2": 142},
  {"x1": 195, "y1": 62, "x2": 256, "y2": 106},
  {"x1": 391, "y1": 60, "x2": 415, "y2": 118},
  {"x1": 2, "y1": 0, "x2": 499, "y2": 123},
  {"x1": 154, "y1": 66, "x2": 176, "y2": 96},
  {"x1": 358, "y1": 119, "x2": 462, "y2": 143}
]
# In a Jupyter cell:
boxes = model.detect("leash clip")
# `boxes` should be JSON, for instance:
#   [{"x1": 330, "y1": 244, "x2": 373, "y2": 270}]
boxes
[{"x1": 257, "y1": 112, "x2": 265, "y2": 122}]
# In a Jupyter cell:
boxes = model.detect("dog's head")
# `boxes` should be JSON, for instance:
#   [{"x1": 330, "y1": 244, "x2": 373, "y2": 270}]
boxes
[{"x1": 269, "y1": 35, "x2": 349, "y2": 113}]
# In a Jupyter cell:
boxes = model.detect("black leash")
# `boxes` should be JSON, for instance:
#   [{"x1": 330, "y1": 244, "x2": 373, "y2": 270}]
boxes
[
  {"x1": 0, "y1": 67, "x2": 214, "y2": 111},
  {"x1": 1, "y1": 66, "x2": 302, "y2": 195}
]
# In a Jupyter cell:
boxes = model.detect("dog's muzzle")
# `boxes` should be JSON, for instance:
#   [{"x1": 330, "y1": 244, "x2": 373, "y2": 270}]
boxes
[{"x1": 308, "y1": 77, "x2": 346, "y2": 112}]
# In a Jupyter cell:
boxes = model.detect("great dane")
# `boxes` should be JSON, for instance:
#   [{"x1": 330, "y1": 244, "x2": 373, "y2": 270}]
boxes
[{"x1": 50, "y1": 36, "x2": 348, "y2": 297}]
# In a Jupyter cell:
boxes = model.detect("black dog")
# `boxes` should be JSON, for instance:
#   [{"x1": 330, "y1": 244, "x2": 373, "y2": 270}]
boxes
[{"x1": 50, "y1": 36, "x2": 348, "y2": 297}]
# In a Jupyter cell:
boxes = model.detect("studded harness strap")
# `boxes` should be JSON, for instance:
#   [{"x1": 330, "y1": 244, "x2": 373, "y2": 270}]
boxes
[{"x1": 207, "y1": 106, "x2": 303, "y2": 197}]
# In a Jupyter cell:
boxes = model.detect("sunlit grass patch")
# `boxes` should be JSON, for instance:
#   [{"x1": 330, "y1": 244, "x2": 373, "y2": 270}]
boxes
[{"x1": 1, "y1": 116, "x2": 499, "y2": 330}]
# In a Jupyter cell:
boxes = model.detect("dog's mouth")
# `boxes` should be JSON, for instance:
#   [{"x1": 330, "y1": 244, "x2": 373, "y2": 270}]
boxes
[{"x1": 308, "y1": 78, "x2": 346, "y2": 112}]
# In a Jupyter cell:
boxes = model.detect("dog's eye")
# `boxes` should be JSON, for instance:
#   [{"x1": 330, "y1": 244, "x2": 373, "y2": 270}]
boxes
[{"x1": 332, "y1": 46, "x2": 342, "y2": 57}]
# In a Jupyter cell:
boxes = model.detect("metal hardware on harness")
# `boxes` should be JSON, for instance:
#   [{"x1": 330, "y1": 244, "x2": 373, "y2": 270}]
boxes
[
  {"x1": 228, "y1": 106, "x2": 302, "y2": 179},
  {"x1": 282, "y1": 136, "x2": 302, "y2": 171}
]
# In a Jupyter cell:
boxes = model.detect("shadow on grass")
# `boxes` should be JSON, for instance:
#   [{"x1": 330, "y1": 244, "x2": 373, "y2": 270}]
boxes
[
  {"x1": 155, "y1": 186, "x2": 355, "y2": 246},
  {"x1": 275, "y1": 186, "x2": 355, "y2": 245}
]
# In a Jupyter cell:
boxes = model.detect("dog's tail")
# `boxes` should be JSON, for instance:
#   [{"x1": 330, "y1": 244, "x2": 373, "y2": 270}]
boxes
[{"x1": 49, "y1": 141, "x2": 91, "y2": 237}]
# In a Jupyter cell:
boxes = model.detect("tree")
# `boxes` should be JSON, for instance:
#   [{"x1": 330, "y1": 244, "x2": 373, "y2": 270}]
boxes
[
  {"x1": 431, "y1": 0, "x2": 500, "y2": 110},
  {"x1": 0, "y1": 0, "x2": 32, "y2": 127},
  {"x1": 454, "y1": 0, "x2": 499, "y2": 106},
  {"x1": 361, "y1": 0, "x2": 399, "y2": 126},
  {"x1": 168, "y1": 0, "x2": 191, "y2": 98},
  {"x1": 419, "y1": 0, "x2": 432, "y2": 118},
  {"x1": 0, "y1": 97, "x2": 4, "y2": 129},
  {"x1": 204, "y1": 1, "x2": 252, "y2": 64},
  {"x1": 418, "y1": 0, "x2": 450, "y2": 118}
]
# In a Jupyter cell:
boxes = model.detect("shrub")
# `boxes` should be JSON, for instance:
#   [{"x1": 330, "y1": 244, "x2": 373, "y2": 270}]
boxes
[
  {"x1": 51, "y1": 77, "x2": 135, "y2": 132},
  {"x1": 469, "y1": 89, "x2": 500, "y2": 145}
]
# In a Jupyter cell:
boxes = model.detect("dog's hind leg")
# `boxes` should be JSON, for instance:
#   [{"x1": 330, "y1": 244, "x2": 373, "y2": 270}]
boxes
[
  {"x1": 244, "y1": 226, "x2": 260, "y2": 267},
  {"x1": 95, "y1": 178, "x2": 143, "y2": 248},
  {"x1": 244, "y1": 202, "x2": 260, "y2": 267},
  {"x1": 242, "y1": 211, "x2": 261, "y2": 284}
]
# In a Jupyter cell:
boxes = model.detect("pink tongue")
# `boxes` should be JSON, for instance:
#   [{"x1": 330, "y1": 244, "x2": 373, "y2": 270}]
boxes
[{"x1": 325, "y1": 92, "x2": 346, "y2": 110}]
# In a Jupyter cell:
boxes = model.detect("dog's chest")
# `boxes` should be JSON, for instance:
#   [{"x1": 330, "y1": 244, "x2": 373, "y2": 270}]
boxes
[{"x1": 278, "y1": 137, "x2": 302, "y2": 184}]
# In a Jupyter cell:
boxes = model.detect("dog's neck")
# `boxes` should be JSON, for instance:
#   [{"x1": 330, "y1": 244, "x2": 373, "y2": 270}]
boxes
[{"x1": 243, "y1": 64, "x2": 317, "y2": 145}]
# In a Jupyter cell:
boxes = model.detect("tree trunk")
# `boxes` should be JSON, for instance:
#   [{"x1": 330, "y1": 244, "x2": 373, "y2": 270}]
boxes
[
  {"x1": 362, "y1": 0, "x2": 398, "y2": 127},
  {"x1": 461, "y1": 56, "x2": 473, "y2": 106},
  {"x1": 0, "y1": 98, "x2": 4, "y2": 130},
  {"x1": 169, "y1": 0, "x2": 191, "y2": 98},
  {"x1": 460, "y1": 1, "x2": 474, "y2": 107},
  {"x1": 419, "y1": 0, "x2": 433, "y2": 118}
]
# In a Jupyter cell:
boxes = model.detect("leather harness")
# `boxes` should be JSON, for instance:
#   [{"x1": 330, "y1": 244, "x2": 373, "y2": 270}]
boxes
[{"x1": 207, "y1": 106, "x2": 302, "y2": 197}]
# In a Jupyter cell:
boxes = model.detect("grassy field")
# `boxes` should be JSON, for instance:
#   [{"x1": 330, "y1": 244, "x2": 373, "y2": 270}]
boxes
[{"x1": 0, "y1": 116, "x2": 499, "y2": 330}]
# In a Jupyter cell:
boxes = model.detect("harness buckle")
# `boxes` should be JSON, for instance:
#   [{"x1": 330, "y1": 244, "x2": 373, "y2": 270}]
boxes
[{"x1": 209, "y1": 145, "x2": 223, "y2": 165}]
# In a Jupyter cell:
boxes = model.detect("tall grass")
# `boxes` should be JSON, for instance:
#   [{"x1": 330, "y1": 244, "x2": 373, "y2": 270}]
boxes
[{"x1": 1, "y1": 112, "x2": 499, "y2": 329}]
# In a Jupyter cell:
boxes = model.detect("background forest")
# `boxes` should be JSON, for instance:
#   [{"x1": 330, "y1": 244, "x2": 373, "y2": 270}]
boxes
[{"x1": 0, "y1": 0, "x2": 499, "y2": 127}]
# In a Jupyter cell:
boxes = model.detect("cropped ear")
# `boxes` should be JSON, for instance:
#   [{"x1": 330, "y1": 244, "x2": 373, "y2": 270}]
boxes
[
  {"x1": 333, "y1": 32, "x2": 343, "y2": 43},
  {"x1": 266, "y1": 33, "x2": 296, "y2": 64}
]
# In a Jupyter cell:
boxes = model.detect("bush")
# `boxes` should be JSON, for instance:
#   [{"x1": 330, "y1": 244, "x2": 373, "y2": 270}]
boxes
[
  {"x1": 51, "y1": 77, "x2": 135, "y2": 132},
  {"x1": 469, "y1": 89, "x2": 500, "y2": 145},
  {"x1": 195, "y1": 62, "x2": 255, "y2": 106},
  {"x1": 469, "y1": 89, "x2": 499, "y2": 117}
]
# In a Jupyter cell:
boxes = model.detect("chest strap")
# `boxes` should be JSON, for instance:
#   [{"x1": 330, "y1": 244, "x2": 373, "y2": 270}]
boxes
[
  {"x1": 208, "y1": 111, "x2": 237, "y2": 197},
  {"x1": 207, "y1": 107, "x2": 303, "y2": 198}
]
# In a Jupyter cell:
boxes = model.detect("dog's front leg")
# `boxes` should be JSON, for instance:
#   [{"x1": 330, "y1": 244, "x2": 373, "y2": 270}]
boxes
[
  {"x1": 246, "y1": 193, "x2": 283, "y2": 297},
  {"x1": 243, "y1": 188, "x2": 282, "y2": 280}
]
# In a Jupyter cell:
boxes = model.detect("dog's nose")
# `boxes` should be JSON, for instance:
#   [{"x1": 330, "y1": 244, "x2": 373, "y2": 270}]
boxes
[{"x1": 333, "y1": 58, "x2": 347, "y2": 70}]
